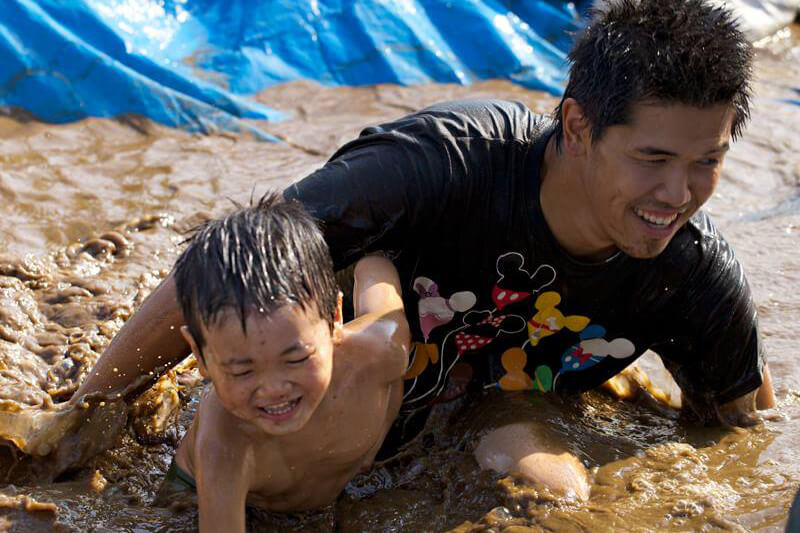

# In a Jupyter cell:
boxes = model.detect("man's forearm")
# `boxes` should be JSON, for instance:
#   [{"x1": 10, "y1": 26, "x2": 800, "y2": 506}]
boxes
[
  {"x1": 755, "y1": 363, "x2": 776, "y2": 410},
  {"x1": 713, "y1": 363, "x2": 776, "y2": 427},
  {"x1": 74, "y1": 273, "x2": 190, "y2": 400}
]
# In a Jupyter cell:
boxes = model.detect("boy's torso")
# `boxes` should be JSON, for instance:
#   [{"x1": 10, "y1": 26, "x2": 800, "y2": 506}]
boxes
[{"x1": 176, "y1": 313, "x2": 405, "y2": 511}]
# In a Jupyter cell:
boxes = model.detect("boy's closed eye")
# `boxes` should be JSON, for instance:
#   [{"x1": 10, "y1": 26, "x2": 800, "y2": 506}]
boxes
[{"x1": 287, "y1": 348, "x2": 315, "y2": 365}]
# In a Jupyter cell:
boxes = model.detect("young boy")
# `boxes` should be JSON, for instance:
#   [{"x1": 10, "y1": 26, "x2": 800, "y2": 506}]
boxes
[{"x1": 157, "y1": 193, "x2": 409, "y2": 532}]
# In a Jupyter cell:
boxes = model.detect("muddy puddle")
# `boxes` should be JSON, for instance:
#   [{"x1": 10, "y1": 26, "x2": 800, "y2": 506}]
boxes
[{"x1": 0, "y1": 25, "x2": 798, "y2": 533}]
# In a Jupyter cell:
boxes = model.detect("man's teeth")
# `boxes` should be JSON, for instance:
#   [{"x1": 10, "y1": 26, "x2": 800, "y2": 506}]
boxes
[
  {"x1": 260, "y1": 399, "x2": 298, "y2": 415},
  {"x1": 635, "y1": 208, "x2": 678, "y2": 227}
]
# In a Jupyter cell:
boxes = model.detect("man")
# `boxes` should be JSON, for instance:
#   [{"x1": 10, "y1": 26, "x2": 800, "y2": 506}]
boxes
[{"x1": 76, "y1": 0, "x2": 775, "y2": 500}]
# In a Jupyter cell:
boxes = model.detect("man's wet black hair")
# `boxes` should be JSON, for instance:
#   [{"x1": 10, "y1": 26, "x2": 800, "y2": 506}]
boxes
[
  {"x1": 553, "y1": 0, "x2": 753, "y2": 149},
  {"x1": 173, "y1": 192, "x2": 338, "y2": 362}
]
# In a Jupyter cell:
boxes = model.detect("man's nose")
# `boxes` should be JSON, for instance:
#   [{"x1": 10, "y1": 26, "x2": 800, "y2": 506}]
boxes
[{"x1": 656, "y1": 165, "x2": 692, "y2": 207}]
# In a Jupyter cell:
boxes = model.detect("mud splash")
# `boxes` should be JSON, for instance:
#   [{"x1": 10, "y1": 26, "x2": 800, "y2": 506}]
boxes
[{"x1": 0, "y1": 26, "x2": 797, "y2": 533}]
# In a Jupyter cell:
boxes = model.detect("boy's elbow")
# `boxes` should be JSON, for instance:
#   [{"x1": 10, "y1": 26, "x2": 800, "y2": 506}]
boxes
[{"x1": 387, "y1": 310, "x2": 411, "y2": 354}]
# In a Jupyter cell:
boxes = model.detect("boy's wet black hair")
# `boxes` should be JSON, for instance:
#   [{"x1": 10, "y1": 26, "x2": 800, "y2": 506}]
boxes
[
  {"x1": 173, "y1": 192, "x2": 338, "y2": 362},
  {"x1": 553, "y1": 0, "x2": 753, "y2": 149}
]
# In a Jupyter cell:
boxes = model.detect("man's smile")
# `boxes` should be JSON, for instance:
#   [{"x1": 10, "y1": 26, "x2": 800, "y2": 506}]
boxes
[{"x1": 634, "y1": 207, "x2": 680, "y2": 227}]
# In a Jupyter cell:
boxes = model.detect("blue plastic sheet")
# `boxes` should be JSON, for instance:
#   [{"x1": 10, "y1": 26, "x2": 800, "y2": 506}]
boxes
[{"x1": 0, "y1": 0, "x2": 587, "y2": 136}]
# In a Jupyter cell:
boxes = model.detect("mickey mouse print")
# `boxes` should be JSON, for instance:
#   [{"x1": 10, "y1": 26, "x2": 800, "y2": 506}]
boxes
[{"x1": 401, "y1": 251, "x2": 638, "y2": 409}]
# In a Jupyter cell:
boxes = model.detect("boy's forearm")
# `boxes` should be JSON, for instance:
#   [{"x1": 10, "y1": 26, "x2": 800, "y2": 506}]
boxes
[
  {"x1": 74, "y1": 273, "x2": 190, "y2": 400},
  {"x1": 198, "y1": 497, "x2": 246, "y2": 533},
  {"x1": 196, "y1": 447, "x2": 248, "y2": 533},
  {"x1": 353, "y1": 254, "x2": 404, "y2": 318}
]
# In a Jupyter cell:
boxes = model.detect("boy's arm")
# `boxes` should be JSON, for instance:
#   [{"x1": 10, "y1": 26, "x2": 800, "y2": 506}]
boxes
[
  {"x1": 352, "y1": 254, "x2": 405, "y2": 318},
  {"x1": 193, "y1": 412, "x2": 254, "y2": 533},
  {"x1": 352, "y1": 254, "x2": 411, "y2": 379},
  {"x1": 74, "y1": 272, "x2": 190, "y2": 400},
  {"x1": 196, "y1": 458, "x2": 248, "y2": 533}
]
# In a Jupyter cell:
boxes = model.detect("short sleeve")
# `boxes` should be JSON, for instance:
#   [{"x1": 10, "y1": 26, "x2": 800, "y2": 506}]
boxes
[
  {"x1": 283, "y1": 129, "x2": 449, "y2": 270},
  {"x1": 652, "y1": 223, "x2": 765, "y2": 411}
]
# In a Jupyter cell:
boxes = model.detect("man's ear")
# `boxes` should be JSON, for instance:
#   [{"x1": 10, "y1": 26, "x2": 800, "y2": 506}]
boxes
[
  {"x1": 561, "y1": 98, "x2": 591, "y2": 157},
  {"x1": 180, "y1": 325, "x2": 208, "y2": 378}
]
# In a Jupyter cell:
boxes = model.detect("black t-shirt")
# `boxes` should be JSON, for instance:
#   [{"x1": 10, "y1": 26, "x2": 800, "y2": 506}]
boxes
[{"x1": 285, "y1": 99, "x2": 764, "y2": 414}]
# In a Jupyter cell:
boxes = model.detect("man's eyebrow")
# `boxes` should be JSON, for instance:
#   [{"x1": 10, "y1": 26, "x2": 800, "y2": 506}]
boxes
[
  {"x1": 705, "y1": 142, "x2": 730, "y2": 154},
  {"x1": 632, "y1": 142, "x2": 730, "y2": 156},
  {"x1": 633, "y1": 146, "x2": 678, "y2": 157}
]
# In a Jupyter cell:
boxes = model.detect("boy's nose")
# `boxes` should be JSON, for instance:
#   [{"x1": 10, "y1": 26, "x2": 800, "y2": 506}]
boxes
[{"x1": 255, "y1": 380, "x2": 292, "y2": 401}]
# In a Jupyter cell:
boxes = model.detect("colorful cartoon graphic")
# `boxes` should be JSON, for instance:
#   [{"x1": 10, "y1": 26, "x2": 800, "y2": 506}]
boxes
[
  {"x1": 404, "y1": 342, "x2": 439, "y2": 379},
  {"x1": 498, "y1": 347, "x2": 533, "y2": 390},
  {"x1": 405, "y1": 277, "x2": 476, "y2": 380},
  {"x1": 558, "y1": 325, "x2": 635, "y2": 374},
  {"x1": 414, "y1": 276, "x2": 476, "y2": 340},
  {"x1": 453, "y1": 313, "x2": 526, "y2": 355},
  {"x1": 527, "y1": 291, "x2": 590, "y2": 346},
  {"x1": 492, "y1": 252, "x2": 556, "y2": 309},
  {"x1": 531, "y1": 365, "x2": 554, "y2": 392}
]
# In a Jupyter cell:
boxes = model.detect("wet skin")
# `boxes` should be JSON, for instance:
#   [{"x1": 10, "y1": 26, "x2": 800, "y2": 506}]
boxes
[
  {"x1": 175, "y1": 256, "x2": 410, "y2": 533},
  {"x1": 476, "y1": 100, "x2": 775, "y2": 499},
  {"x1": 540, "y1": 99, "x2": 734, "y2": 261},
  {"x1": 185, "y1": 304, "x2": 336, "y2": 437}
]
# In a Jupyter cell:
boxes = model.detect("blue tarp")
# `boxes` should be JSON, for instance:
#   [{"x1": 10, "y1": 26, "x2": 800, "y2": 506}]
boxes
[{"x1": 0, "y1": 0, "x2": 587, "y2": 136}]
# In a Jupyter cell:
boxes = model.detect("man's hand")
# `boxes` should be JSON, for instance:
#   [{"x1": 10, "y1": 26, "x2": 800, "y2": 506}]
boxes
[{"x1": 716, "y1": 364, "x2": 776, "y2": 427}]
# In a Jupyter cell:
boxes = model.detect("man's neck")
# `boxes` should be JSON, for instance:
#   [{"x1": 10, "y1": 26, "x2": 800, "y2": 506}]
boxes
[{"x1": 539, "y1": 136, "x2": 617, "y2": 261}]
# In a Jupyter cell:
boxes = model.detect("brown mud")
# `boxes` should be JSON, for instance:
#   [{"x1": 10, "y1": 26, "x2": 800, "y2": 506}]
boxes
[{"x1": 0, "y1": 26, "x2": 797, "y2": 533}]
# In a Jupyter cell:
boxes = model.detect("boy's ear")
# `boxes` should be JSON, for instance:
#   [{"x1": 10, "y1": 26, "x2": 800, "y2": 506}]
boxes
[
  {"x1": 180, "y1": 325, "x2": 208, "y2": 377},
  {"x1": 334, "y1": 291, "x2": 344, "y2": 327},
  {"x1": 332, "y1": 292, "x2": 344, "y2": 344}
]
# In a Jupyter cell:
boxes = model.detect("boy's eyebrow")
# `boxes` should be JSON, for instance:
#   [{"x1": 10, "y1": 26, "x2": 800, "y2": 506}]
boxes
[
  {"x1": 279, "y1": 342, "x2": 307, "y2": 356},
  {"x1": 219, "y1": 343, "x2": 307, "y2": 365},
  {"x1": 221, "y1": 357, "x2": 252, "y2": 366}
]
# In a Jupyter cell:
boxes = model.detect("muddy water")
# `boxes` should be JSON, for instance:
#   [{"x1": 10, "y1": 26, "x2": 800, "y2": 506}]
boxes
[{"x1": 0, "y1": 26, "x2": 798, "y2": 533}]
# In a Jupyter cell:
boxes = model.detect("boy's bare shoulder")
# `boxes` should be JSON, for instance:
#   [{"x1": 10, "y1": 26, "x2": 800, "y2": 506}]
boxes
[{"x1": 340, "y1": 309, "x2": 410, "y2": 380}]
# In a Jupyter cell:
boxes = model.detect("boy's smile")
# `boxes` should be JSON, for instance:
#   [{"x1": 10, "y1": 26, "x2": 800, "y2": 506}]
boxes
[{"x1": 183, "y1": 303, "x2": 341, "y2": 436}]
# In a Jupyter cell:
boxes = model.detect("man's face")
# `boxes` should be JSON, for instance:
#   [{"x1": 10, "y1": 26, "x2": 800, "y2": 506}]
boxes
[
  {"x1": 188, "y1": 304, "x2": 336, "y2": 436},
  {"x1": 580, "y1": 102, "x2": 734, "y2": 258}
]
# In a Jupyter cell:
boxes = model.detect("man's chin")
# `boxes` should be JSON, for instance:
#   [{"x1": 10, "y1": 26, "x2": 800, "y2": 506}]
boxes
[{"x1": 618, "y1": 239, "x2": 671, "y2": 259}]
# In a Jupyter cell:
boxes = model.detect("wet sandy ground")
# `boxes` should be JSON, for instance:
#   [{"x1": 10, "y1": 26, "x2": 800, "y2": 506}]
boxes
[{"x1": 0, "y1": 25, "x2": 797, "y2": 533}]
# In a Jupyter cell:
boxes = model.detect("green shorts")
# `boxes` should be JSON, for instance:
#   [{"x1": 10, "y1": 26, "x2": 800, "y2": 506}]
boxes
[{"x1": 153, "y1": 458, "x2": 197, "y2": 505}]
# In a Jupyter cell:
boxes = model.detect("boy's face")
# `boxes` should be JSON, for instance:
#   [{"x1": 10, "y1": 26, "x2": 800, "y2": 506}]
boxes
[
  {"x1": 183, "y1": 302, "x2": 341, "y2": 436},
  {"x1": 574, "y1": 101, "x2": 734, "y2": 259}
]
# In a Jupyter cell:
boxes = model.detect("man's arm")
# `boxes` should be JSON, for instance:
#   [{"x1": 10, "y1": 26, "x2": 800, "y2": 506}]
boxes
[
  {"x1": 716, "y1": 363, "x2": 776, "y2": 426},
  {"x1": 74, "y1": 272, "x2": 190, "y2": 400}
]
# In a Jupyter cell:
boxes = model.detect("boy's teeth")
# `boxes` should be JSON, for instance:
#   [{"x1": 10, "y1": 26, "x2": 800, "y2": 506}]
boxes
[
  {"x1": 261, "y1": 399, "x2": 297, "y2": 415},
  {"x1": 635, "y1": 208, "x2": 677, "y2": 227}
]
